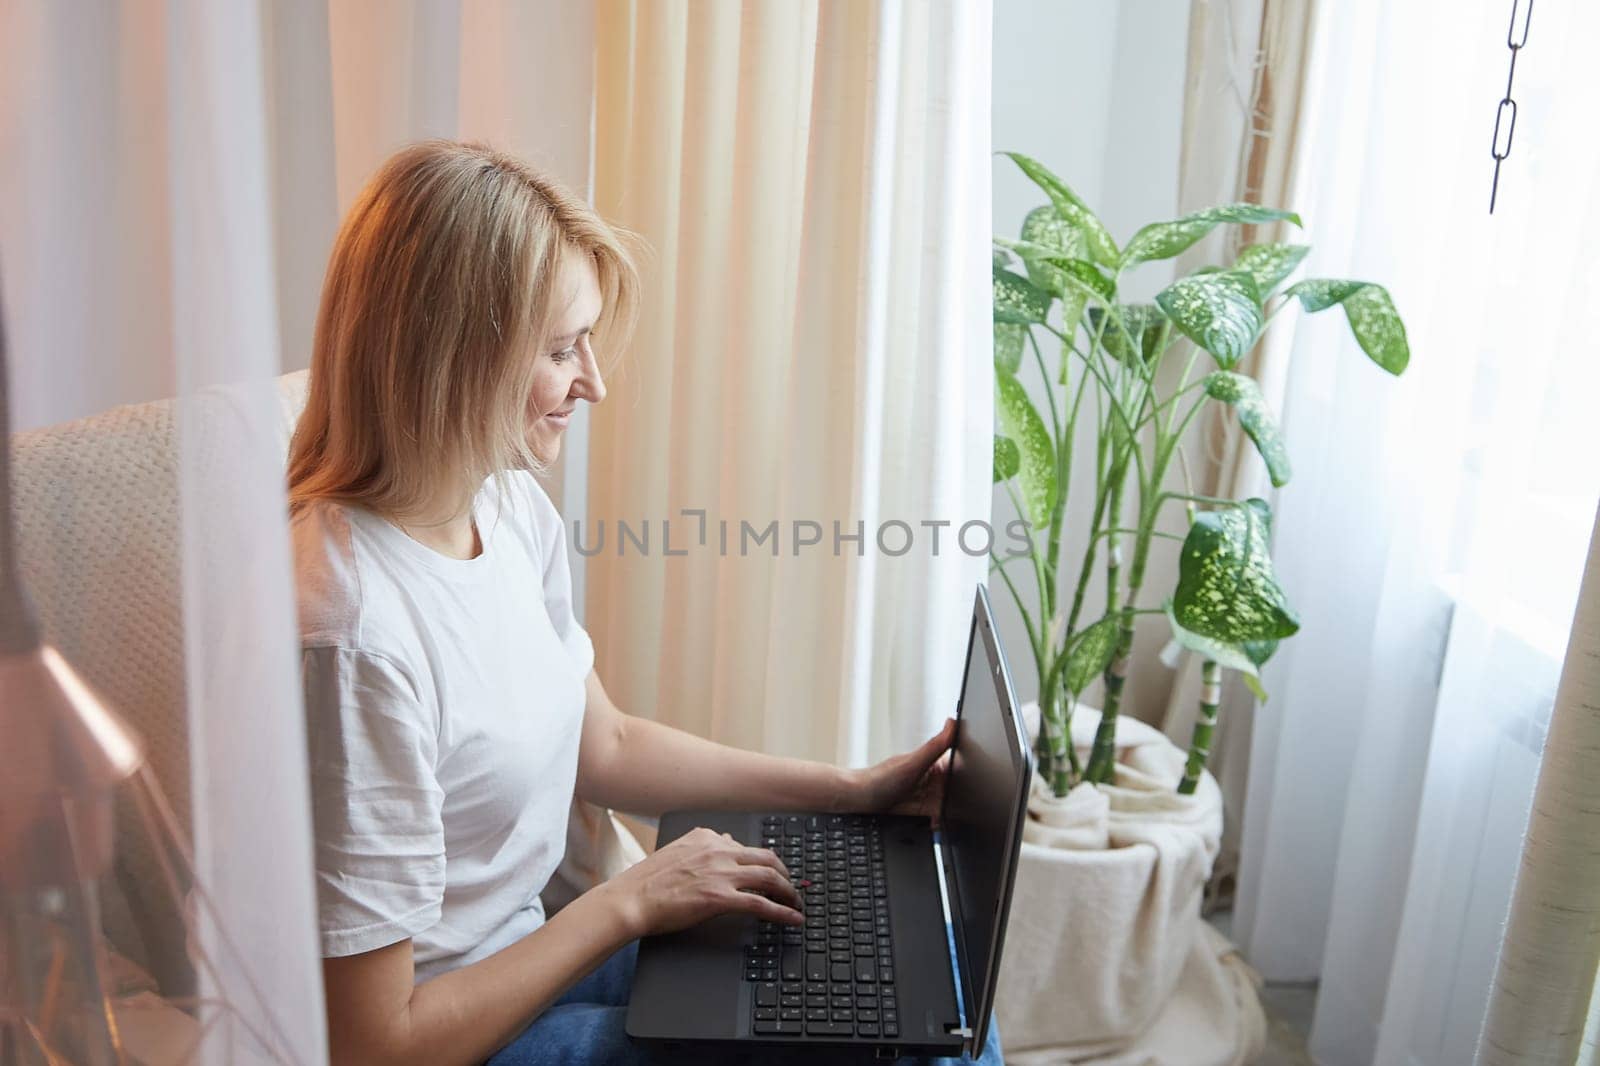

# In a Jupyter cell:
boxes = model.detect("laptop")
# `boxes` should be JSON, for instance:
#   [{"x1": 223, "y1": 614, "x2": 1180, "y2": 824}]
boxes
[{"x1": 626, "y1": 584, "x2": 1032, "y2": 1059}]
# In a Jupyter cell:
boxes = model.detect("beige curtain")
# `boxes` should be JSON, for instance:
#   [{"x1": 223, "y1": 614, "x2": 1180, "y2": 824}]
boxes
[
  {"x1": 1158, "y1": 0, "x2": 1318, "y2": 905},
  {"x1": 587, "y1": 0, "x2": 994, "y2": 767}
]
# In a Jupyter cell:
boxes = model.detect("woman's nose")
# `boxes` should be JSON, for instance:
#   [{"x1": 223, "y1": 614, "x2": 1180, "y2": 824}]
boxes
[{"x1": 576, "y1": 357, "x2": 606, "y2": 405}]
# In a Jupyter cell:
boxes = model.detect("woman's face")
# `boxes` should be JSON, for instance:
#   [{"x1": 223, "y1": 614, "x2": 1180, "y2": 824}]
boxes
[{"x1": 527, "y1": 250, "x2": 606, "y2": 465}]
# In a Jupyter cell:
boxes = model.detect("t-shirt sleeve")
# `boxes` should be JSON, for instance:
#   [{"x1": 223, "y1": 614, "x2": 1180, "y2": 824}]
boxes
[
  {"x1": 301, "y1": 645, "x2": 446, "y2": 958},
  {"x1": 533, "y1": 487, "x2": 596, "y2": 677}
]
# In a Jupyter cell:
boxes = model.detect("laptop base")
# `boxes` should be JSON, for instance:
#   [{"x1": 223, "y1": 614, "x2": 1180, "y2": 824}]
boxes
[{"x1": 626, "y1": 810, "x2": 966, "y2": 1057}]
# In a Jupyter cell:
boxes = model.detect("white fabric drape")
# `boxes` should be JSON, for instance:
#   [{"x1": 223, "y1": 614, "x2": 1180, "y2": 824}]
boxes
[
  {"x1": 586, "y1": 0, "x2": 993, "y2": 767},
  {"x1": 3, "y1": 2, "x2": 326, "y2": 1060},
  {"x1": 1230, "y1": 1, "x2": 1600, "y2": 1063},
  {"x1": 3, "y1": 2, "x2": 595, "y2": 1060}
]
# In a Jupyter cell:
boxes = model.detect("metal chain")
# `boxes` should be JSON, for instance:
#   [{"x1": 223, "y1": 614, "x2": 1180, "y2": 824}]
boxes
[{"x1": 1491, "y1": 0, "x2": 1533, "y2": 213}]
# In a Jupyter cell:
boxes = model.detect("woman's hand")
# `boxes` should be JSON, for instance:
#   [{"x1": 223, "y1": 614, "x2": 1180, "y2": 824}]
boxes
[
  {"x1": 851, "y1": 718, "x2": 957, "y2": 824},
  {"x1": 597, "y1": 827, "x2": 805, "y2": 939}
]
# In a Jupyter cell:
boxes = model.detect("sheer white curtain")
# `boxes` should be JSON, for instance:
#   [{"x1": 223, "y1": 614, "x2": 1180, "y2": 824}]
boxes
[
  {"x1": 1232, "y1": 1, "x2": 1600, "y2": 1063},
  {"x1": 586, "y1": 0, "x2": 993, "y2": 767},
  {"x1": 4, "y1": 2, "x2": 325, "y2": 1060},
  {"x1": 2, "y1": 2, "x2": 595, "y2": 1060}
]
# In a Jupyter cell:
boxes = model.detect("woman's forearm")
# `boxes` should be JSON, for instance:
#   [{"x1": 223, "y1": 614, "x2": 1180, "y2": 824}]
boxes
[
  {"x1": 586, "y1": 712, "x2": 865, "y2": 818},
  {"x1": 329, "y1": 882, "x2": 635, "y2": 1066}
]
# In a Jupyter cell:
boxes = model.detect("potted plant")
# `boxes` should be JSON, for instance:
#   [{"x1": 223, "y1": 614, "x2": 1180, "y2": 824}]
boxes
[{"x1": 988, "y1": 152, "x2": 1408, "y2": 1061}]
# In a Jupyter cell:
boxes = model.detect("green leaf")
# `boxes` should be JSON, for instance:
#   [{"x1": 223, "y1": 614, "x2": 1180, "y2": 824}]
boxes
[
  {"x1": 1002, "y1": 152, "x2": 1092, "y2": 212},
  {"x1": 1165, "y1": 603, "x2": 1269, "y2": 702},
  {"x1": 1120, "y1": 204, "x2": 1302, "y2": 270},
  {"x1": 1173, "y1": 499, "x2": 1300, "y2": 643},
  {"x1": 993, "y1": 236, "x2": 1064, "y2": 262},
  {"x1": 995, "y1": 372, "x2": 1056, "y2": 526},
  {"x1": 1019, "y1": 206, "x2": 1087, "y2": 299},
  {"x1": 1285, "y1": 279, "x2": 1410, "y2": 375},
  {"x1": 1001, "y1": 152, "x2": 1120, "y2": 268},
  {"x1": 1242, "y1": 638, "x2": 1279, "y2": 667},
  {"x1": 1038, "y1": 257, "x2": 1115, "y2": 303},
  {"x1": 1202, "y1": 371, "x2": 1292, "y2": 487},
  {"x1": 1089, "y1": 303, "x2": 1167, "y2": 365},
  {"x1": 994, "y1": 265, "x2": 1051, "y2": 325},
  {"x1": 1232, "y1": 243, "x2": 1310, "y2": 294},
  {"x1": 1064, "y1": 615, "x2": 1120, "y2": 694},
  {"x1": 1155, "y1": 270, "x2": 1264, "y2": 369},
  {"x1": 997, "y1": 235, "x2": 1109, "y2": 344},
  {"x1": 1059, "y1": 289, "x2": 1088, "y2": 351},
  {"x1": 993, "y1": 435, "x2": 1020, "y2": 483},
  {"x1": 993, "y1": 246, "x2": 1013, "y2": 268},
  {"x1": 994, "y1": 322, "x2": 1025, "y2": 375},
  {"x1": 993, "y1": 237, "x2": 1108, "y2": 338}
]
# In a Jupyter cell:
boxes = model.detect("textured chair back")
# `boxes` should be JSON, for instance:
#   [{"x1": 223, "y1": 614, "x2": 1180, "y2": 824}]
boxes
[
  {"x1": 9, "y1": 372, "x2": 309, "y2": 990},
  {"x1": 11, "y1": 369, "x2": 636, "y2": 990}
]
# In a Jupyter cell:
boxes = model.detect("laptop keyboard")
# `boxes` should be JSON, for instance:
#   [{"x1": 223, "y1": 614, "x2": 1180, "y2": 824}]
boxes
[{"x1": 742, "y1": 814, "x2": 899, "y2": 1039}]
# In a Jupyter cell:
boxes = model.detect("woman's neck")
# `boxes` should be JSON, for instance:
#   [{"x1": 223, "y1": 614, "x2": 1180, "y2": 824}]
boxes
[{"x1": 388, "y1": 486, "x2": 482, "y2": 560}]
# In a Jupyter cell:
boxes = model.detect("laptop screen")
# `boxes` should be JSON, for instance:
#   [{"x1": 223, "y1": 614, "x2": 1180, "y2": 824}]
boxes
[{"x1": 937, "y1": 586, "x2": 1029, "y2": 1054}]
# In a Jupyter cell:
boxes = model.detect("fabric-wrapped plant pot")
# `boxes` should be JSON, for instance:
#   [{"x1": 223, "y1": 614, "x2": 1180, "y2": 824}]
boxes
[{"x1": 996, "y1": 707, "x2": 1265, "y2": 1065}]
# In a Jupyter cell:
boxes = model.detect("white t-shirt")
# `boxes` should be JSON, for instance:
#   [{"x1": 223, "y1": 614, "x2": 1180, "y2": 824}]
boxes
[{"x1": 292, "y1": 472, "x2": 593, "y2": 983}]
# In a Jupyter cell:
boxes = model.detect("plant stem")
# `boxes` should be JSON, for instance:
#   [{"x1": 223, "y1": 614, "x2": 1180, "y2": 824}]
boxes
[
  {"x1": 1002, "y1": 480, "x2": 1053, "y2": 649},
  {"x1": 1040, "y1": 678, "x2": 1076, "y2": 796},
  {"x1": 1165, "y1": 345, "x2": 1204, "y2": 439},
  {"x1": 1026, "y1": 328, "x2": 1062, "y2": 444},
  {"x1": 989, "y1": 549, "x2": 1042, "y2": 678},
  {"x1": 1178, "y1": 660, "x2": 1222, "y2": 795},
  {"x1": 1144, "y1": 376, "x2": 1209, "y2": 427},
  {"x1": 1160, "y1": 491, "x2": 1242, "y2": 510},
  {"x1": 1084, "y1": 640, "x2": 1129, "y2": 784},
  {"x1": 1062, "y1": 684, "x2": 1082, "y2": 780}
]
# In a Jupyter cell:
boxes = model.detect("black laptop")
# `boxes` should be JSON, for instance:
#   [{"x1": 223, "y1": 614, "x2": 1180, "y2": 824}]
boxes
[{"x1": 626, "y1": 585, "x2": 1031, "y2": 1059}]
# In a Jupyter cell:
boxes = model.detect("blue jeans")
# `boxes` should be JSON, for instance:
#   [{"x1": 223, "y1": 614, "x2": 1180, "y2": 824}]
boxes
[{"x1": 487, "y1": 940, "x2": 1003, "y2": 1065}]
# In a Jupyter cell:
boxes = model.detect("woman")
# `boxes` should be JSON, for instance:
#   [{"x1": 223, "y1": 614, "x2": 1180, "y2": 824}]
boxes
[{"x1": 289, "y1": 140, "x2": 998, "y2": 1066}]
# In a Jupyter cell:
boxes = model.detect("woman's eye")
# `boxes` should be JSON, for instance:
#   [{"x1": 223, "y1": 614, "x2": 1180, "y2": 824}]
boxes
[{"x1": 551, "y1": 347, "x2": 577, "y2": 364}]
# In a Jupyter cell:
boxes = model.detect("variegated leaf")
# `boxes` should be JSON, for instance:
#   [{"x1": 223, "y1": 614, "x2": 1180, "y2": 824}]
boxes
[
  {"x1": 1285, "y1": 279, "x2": 1410, "y2": 375},
  {"x1": 995, "y1": 372, "x2": 1056, "y2": 526},
  {"x1": 1242, "y1": 638, "x2": 1279, "y2": 667},
  {"x1": 993, "y1": 434, "x2": 1020, "y2": 483},
  {"x1": 1232, "y1": 243, "x2": 1310, "y2": 294},
  {"x1": 1173, "y1": 499, "x2": 1300, "y2": 643},
  {"x1": 1120, "y1": 204, "x2": 1302, "y2": 270},
  {"x1": 1203, "y1": 371, "x2": 1292, "y2": 487},
  {"x1": 1038, "y1": 256, "x2": 1115, "y2": 303},
  {"x1": 995, "y1": 321, "x2": 1025, "y2": 375},
  {"x1": 994, "y1": 265, "x2": 1051, "y2": 325},
  {"x1": 1165, "y1": 603, "x2": 1268, "y2": 701},
  {"x1": 1002, "y1": 152, "x2": 1120, "y2": 268},
  {"x1": 1019, "y1": 206, "x2": 1087, "y2": 298},
  {"x1": 1064, "y1": 615, "x2": 1121, "y2": 694},
  {"x1": 1155, "y1": 270, "x2": 1264, "y2": 369},
  {"x1": 1089, "y1": 303, "x2": 1168, "y2": 366}
]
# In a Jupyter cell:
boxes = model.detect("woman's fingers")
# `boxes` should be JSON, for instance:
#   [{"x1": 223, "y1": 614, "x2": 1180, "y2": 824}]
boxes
[
  {"x1": 733, "y1": 844, "x2": 790, "y2": 879},
  {"x1": 725, "y1": 886, "x2": 805, "y2": 926},
  {"x1": 732, "y1": 862, "x2": 804, "y2": 912},
  {"x1": 915, "y1": 718, "x2": 958, "y2": 766}
]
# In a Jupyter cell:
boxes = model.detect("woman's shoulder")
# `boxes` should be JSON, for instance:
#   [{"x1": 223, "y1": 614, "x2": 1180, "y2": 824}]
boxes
[
  {"x1": 291, "y1": 499, "x2": 369, "y2": 645},
  {"x1": 290, "y1": 497, "x2": 409, "y2": 657}
]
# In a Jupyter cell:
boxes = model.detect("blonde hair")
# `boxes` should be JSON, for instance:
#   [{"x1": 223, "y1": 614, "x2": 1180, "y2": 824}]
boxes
[{"x1": 288, "y1": 140, "x2": 640, "y2": 519}]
